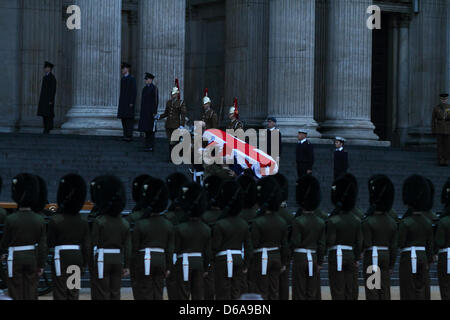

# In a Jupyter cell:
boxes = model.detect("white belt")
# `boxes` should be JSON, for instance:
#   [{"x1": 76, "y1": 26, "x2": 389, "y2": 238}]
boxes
[
  {"x1": 254, "y1": 247, "x2": 279, "y2": 275},
  {"x1": 193, "y1": 171, "x2": 204, "y2": 185},
  {"x1": 54, "y1": 245, "x2": 81, "y2": 277},
  {"x1": 401, "y1": 246, "x2": 425, "y2": 274},
  {"x1": 216, "y1": 250, "x2": 242, "y2": 278},
  {"x1": 97, "y1": 248, "x2": 121, "y2": 279},
  {"x1": 294, "y1": 248, "x2": 316, "y2": 277},
  {"x1": 177, "y1": 253, "x2": 202, "y2": 281},
  {"x1": 366, "y1": 246, "x2": 388, "y2": 272},
  {"x1": 438, "y1": 247, "x2": 450, "y2": 274},
  {"x1": 329, "y1": 245, "x2": 353, "y2": 272},
  {"x1": 139, "y1": 248, "x2": 165, "y2": 276},
  {"x1": 7, "y1": 244, "x2": 37, "y2": 278}
]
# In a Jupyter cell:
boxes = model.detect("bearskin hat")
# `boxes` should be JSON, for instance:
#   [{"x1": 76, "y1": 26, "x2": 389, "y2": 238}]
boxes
[
  {"x1": 256, "y1": 176, "x2": 283, "y2": 212},
  {"x1": 180, "y1": 182, "x2": 207, "y2": 218},
  {"x1": 273, "y1": 173, "x2": 289, "y2": 202},
  {"x1": 331, "y1": 173, "x2": 358, "y2": 212},
  {"x1": 217, "y1": 180, "x2": 244, "y2": 217},
  {"x1": 442, "y1": 178, "x2": 450, "y2": 207},
  {"x1": 132, "y1": 174, "x2": 151, "y2": 204},
  {"x1": 368, "y1": 174, "x2": 395, "y2": 212},
  {"x1": 57, "y1": 174, "x2": 87, "y2": 215},
  {"x1": 296, "y1": 175, "x2": 321, "y2": 211},
  {"x1": 204, "y1": 175, "x2": 223, "y2": 207},
  {"x1": 402, "y1": 175, "x2": 431, "y2": 212},
  {"x1": 140, "y1": 177, "x2": 169, "y2": 214},
  {"x1": 236, "y1": 174, "x2": 257, "y2": 209},
  {"x1": 166, "y1": 172, "x2": 190, "y2": 201},
  {"x1": 11, "y1": 173, "x2": 40, "y2": 208},
  {"x1": 94, "y1": 175, "x2": 126, "y2": 217}
]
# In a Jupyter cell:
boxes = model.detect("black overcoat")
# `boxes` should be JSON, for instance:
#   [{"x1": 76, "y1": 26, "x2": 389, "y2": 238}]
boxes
[
  {"x1": 117, "y1": 75, "x2": 137, "y2": 119},
  {"x1": 138, "y1": 84, "x2": 159, "y2": 132},
  {"x1": 37, "y1": 73, "x2": 57, "y2": 118}
]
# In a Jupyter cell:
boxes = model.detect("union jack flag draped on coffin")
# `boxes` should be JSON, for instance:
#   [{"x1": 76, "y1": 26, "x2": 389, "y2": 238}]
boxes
[{"x1": 202, "y1": 129, "x2": 279, "y2": 178}]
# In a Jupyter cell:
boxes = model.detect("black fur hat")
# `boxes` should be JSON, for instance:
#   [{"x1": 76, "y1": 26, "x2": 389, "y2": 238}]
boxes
[
  {"x1": 274, "y1": 173, "x2": 289, "y2": 202},
  {"x1": 296, "y1": 175, "x2": 321, "y2": 211},
  {"x1": 140, "y1": 177, "x2": 169, "y2": 214},
  {"x1": 442, "y1": 178, "x2": 450, "y2": 207},
  {"x1": 166, "y1": 172, "x2": 189, "y2": 201},
  {"x1": 331, "y1": 173, "x2": 358, "y2": 212},
  {"x1": 11, "y1": 173, "x2": 40, "y2": 208},
  {"x1": 57, "y1": 174, "x2": 87, "y2": 215},
  {"x1": 256, "y1": 176, "x2": 282, "y2": 212},
  {"x1": 94, "y1": 175, "x2": 126, "y2": 217},
  {"x1": 218, "y1": 180, "x2": 244, "y2": 216},
  {"x1": 180, "y1": 182, "x2": 207, "y2": 218},
  {"x1": 402, "y1": 175, "x2": 431, "y2": 211},
  {"x1": 31, "y1": 176, "x2": 48, "y2": 213},
  {"x1": 236, "y1": 174, "x2": 257, "y2": 209},
  {"x1": 204, "y1": 175, "x2": 223, "y2": 207},
  {"x1": 368, "y1": 174, "x2": 395, "y2": 212},
  {"x1": 132, "y1": 174, "x2": 151, "y2": 204}
]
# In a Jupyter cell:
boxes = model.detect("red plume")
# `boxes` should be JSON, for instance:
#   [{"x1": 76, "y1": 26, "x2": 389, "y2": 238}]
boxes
[
  {"x1": 204, "y1": 88, "x2": 208, "y2": 97},
  {"x1": 175, "y1": 78, "x2": 180, "y2": 100},
  {"x1": 233, "y1": 97, "x2": 239, "y2": 119}
]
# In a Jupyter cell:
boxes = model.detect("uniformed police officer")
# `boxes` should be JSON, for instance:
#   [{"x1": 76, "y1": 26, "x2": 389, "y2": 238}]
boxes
[
  {"x1": 48, "y1": 174, "x2": 90, "y2": 300},
  {"x1": 333, "y1": 137, "x2": 349, "y2": 180},
  {"x1": 399, "y1": 175, "x2": 434, "y2": 300},
  {"x1": 434, "y1": 178, "x2": 450, "y2": 300},
  {"x1": 327, "y1": 173, "x2": 362, "y2": 300},
  {"x1": 1, "y1": 174, "x2": 47, "y2": 300},
  {"x1": 200, "y1": 88, "x2": 218, "y2": 130},
  {"x1": 175, "y1": 182, "x2": 212, "y2": 300},
  {"x1": 251, "y1": 176, "x2": 289, "y2": 300},
  {"x1": 132, "y1": 177, "x2": 174, "y2": 300},
  {"x1": 91, "y1": 175, "x2": 131, "y2": 300},
  {"x1": 213, "y1": 180, "x2": 252, "y2": 300},
  {"x1": 362, "y1": 175, "x2": 398, "y2": 300},
  {"x1": 226, "y1": 98, "x2": 243, "y2": 131},
  {"x1": 291, "y1": 175, "x2": 325, "y2": 300},
  {"x1": 296, "y1": 129, "x2": 314, "y2": 179}
]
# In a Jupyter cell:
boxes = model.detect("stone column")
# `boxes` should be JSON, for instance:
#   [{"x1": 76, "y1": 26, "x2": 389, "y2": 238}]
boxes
[
  {"x1": 225, "y1": 0, "x2": 269, "y2": 127},
  {"x1": 61, "y1": 0, "x2": 122, "y2": 136},
  {"x1": 267, "y1": 0, "x2": 320, "y2": 142},
  {"x1": 138, "y1": 0, "x2": 186, "y2": 133},
  {"x1": 19, "y1": 0, "x2": 62, "y2": 132},
  {"x1": 320, "y1": 0, "x2": 379, "y2": 144},
  {"x1": 0, "y1": 0, "x2": 21, "y2": 132}
]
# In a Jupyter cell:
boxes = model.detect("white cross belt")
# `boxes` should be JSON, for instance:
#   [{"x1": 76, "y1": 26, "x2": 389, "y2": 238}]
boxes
[
  {"x1": 7, "y1": 244, "x2": 38, "y2": 278},
  {"x1": 401, "y1": 246, "x2": 425, "y2": 274},
  {"x1": 97, "y1": 248, "x2": 121, "y2": 279},
  {"x1": 366, "y1": 246, "x2": 389, "y2": 272},
  {"x1": 54, "y1": 245, "x2": 81, "y2": 277},
  {"x1": 216, "y1": 250, "x2": 242, "y2": 278},
  {"x1": 329, "y1": 245, "x2": 353, "y2": 272},
  {"x1": 177, "y1": 252, "x2": 202, "y2": 281},
  {"x1": 294, "y1": 248, "x2": 316, "y2": 277},
  {"x1": 254, "y1": 247, "x2": 279, "y2": 275},
  {"x1": 139, "y1": 248, "x2": 165, "y2": 276}
]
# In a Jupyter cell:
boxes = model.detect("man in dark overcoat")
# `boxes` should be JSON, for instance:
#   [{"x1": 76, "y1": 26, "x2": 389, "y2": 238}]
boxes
[
  {"x1": 37, "y1": 61, "x2": 57, "y2": 134},
  {"x1": 117, "y1": 62, "x2": 137, "y2": 142},
  {"x1": 138, "y1": 73, "x2": 159, "y2": 152}
]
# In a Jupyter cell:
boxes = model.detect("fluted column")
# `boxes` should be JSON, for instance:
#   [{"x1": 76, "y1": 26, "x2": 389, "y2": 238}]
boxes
[
  {"x1": 0, "y1": 0, "x2": 21, "y2": 132},
  {"x1": 396, "y1": 14, "x2": 410, "y2": 146},
  {"x1": 61, "y1": 0, "x2": 122, "y2": 136},
  {"x1": 138, "y1": 0, "x2": 185, "y2": 128},
  {"x1": 225, "y1": 0, "x2": 268, "y2": 127},
  {"x1": 320, "y1": 0, "x2": 378, "y2": 143},
  {"x1": 267, "y1": 0, "x2": 320, "y2": 142},
  {"x1": 19, "y1": 0, "x2": 62, "y2": 132}
]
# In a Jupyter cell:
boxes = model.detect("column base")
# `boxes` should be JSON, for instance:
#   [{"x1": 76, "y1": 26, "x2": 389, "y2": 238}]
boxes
[
  {"x1": 273, "y1": 116, "x2": 321, "y2": 143},
  {"x1": 405, "y1": 127, "x2": 435, "y2": 146},
  {"x1": 320, "y1": 119, "x2": 381, "y2": 142},
  {"x1": 60, "y1": 105, "x2": 124, "y2": 136}
]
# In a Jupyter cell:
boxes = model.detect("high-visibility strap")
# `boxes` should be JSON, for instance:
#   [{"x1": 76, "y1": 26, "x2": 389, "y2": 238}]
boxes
[
  {"x1": 7, "y1": 244, "x2": 38, "y2": 278},
  {"x1": 401, "y1": 246, "x2": 425, "y2": 274},
  {"x1": 139, "y1": 248, "x2": 165, "y2": 276},
  {"x1": 54, "y1": 245, "x2": 81, "y2": 277},
  {"x1": 216, "y1": 250, "x2": 242, "y2": 278},
  {"x1": 329, "y1": 245, "x2": 353, "y2": 272},
  {"x1": 177, "y1": 253, "x2": 202, "y2": 282},
  {"x1": 254, "y1": 247, "x2": 279, "y2": 276},
  {"x1": 97, "y1": 248, "x2": 121, "y2": 279},
  {"x1": 294, "y1": 248, "x2": 316, "y2": 277}
]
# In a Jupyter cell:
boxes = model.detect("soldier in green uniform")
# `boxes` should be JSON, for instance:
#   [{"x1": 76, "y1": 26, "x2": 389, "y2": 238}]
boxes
[
  {"x1": 327, "y1": 173, "x2": 362, "y2": 300},
  {"x1": 175, "y1": 182, "x2": 212, "y2": 300},
  {"x1": 226, "y1": 98, "x2": 244, "y2": 131},
  {"x1": 87, "y1": 176, "x2": 102, "y2": 300},
  {"x1": 362, "y1": 175, "x2": 398, "y2": 300},
  {"x1": 291, "y1": 175, "x2": 325, "y2": 300},
  {"x1": 48, "y1": 174, "x2": 90, "y2": 300},
  {"x1": 1, "y1": 174, "x2": 47, "y2": 300},
  {"x1": 273, "y1": 173, "x2": 294, "y2": 300},
  {"x1": 435, "y1": 178, "x2": 450, "y2": 300},
  {"x1": 399, "y1": 175, "x2": 434, "y2": 300},
  {"x1": 251, "y1": 176, "x2": 289, "y2": 300},
  {"x1": 200, "y1": 88, "x2": 218, "y2": 130},
  {"x1": 132, "y1": 177, "x2": 174, "y2": 300},
  {"x1": 91, "y1": 175, "x2": 131, "y2": 300},
  {"x1": 0, "y1": 176, "x2": 8, "y2": 223},
  {"x1": 213, "y1": 180, "x2": 252, "y2": 300}
]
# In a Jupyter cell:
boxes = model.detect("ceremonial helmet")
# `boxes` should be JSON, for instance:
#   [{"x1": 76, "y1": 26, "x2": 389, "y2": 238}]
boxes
[
  {"x1": 331, "y1": 173, "x2": 358, "y2": 212},
  {"x1": 229, "y1": 97, "x2": 239, "y2": 119},
  {"x1": 203, "y1": 175, "x2": 223, "y2": 208},
  {"x1": 442, "y1": 178, "x2": 450, "y2": 207},
  {"x1": 94, "y1": 175, "x2": 126, "y2": 217},
  {"x1": 11, "y1": 173, "x2": 40, "y2": 208},
  {"x1": 172, "y1": 78, "x2": 181, "y2": 98},
  {"x1": 31, "y1": 176, "x2": 48, "y2": 213},
  {"x1": 402, "y1": 175, "x2": 432, "y2": 212},
  {"x1": 368, "y1": 174, "x2": 395, "y2": 213},
  {"x1": 180, "y1": 182, "x2": 207, "y2": 218},
  {"x1": 218, "y1": 180, "x2": 244, "y2": 217},
  {"x1": 296, "y1": 175, "x2": 321, "y2": 212},
  {"x1": 236, "y1": 174, "x2": 257, "y2": 209},
  {"x1": 203, "y1": 88, "x2": 211, "y2": 105},
  {"x1": 256, "y1": 176, "x2": 283, "y2": 213},
  {"x1": 57, "y1": 174, "x2": 87, "y2": 215},
  {"x1": 140, "y1": 177, "x2": 169, "y2": 214}
]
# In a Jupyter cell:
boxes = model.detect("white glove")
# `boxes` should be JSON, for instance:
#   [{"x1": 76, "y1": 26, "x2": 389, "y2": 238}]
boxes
[
  {"x1": 179, "y1": 126, "x2": 184, "y2": 130},
  {"x1": 154, "y1": 114, "x2": 160, "y2": 120}
]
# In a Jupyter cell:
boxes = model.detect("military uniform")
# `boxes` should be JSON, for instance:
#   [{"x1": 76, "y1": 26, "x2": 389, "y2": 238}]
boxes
[
  {"x1": 37, "y1": 62, "x2": 57, "y2": 134},
  {"x1": 435, "y1": 211, "x2": 450, "y2": 300},
  {"x1": 202, "y1": 108, "x2": 219, "y2": 130},
  {"x1": 117, "y1": 66, "x2": 137, "y2": 141},
  {"x1": 431, "y1": 98, "x2": 450, "y2": 165},
  {"x1": 0, "y1": 207, "x2": 7, "y2": 224},
  {"x1": 226, "y1": 119, "x2": 243, "y2": 131},
  {"x1": 160, "y1": 98, "x2": 186, "y2": 146},
  {"x1": 334, "y1": 147, "x2": 348, "y2": 181},
  {"x1": 296, "y1": 138, "x2": 314, "y2": 178}
]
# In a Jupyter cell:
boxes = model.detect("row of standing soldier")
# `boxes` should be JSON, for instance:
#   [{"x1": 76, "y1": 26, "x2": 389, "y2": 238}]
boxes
[{"x1": 0, "y1": 170, "x2": 449, "y2": 300}]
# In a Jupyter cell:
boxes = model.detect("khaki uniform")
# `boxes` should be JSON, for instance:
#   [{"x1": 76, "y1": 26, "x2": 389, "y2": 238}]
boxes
[
  {"x1": 160, "y1": 98, "x2": 187, "y2": 143},
  {"x1": 361, "y1": 212, "x2": 398, "y2": 300},
  {"x1": 132, "y1": 213, "x2": 174, "y2": 300},
  {"x1": 212, "y1": 215, "x2": 252, "y2": 300},
  {"x1": 398, "y1": 213, "x2": 433, "y2": 300},
  {"x1": 326, "y1": 211, "x2": 363, "y2": 300},
  {"x1": 0, "y1": 209, "x2": 47, "y2": 300},
  {"x1": 435, "y1": 213, "x2": 450, "y2": 300},
  {"x1": 47, "y1": 213, "x2": 90, "y2": 300},
  {"x1": 250, "y1": 212, "x2": 289, "y2": 300},
  {"x1": 202, "y1": 108, "x2": 218, "y2": 130},
  {"x1": 290, "y1": 211, "x2": 326, "y2": 300},
  {"x1": 174, "y1": 219, "x2": 212, "y2": 300},
  {"x1": 226, "y1": 119, "x2": 243, "y2": 131},
  {"x1": 91, "y1": 215, "x2": 131, "y2": 300},
  {"x1": 276, "y1": 207, "x2": 295, "y2": 300},
  {"x1": 432, "y1": 103, "x2": 450, "y2": 164}
]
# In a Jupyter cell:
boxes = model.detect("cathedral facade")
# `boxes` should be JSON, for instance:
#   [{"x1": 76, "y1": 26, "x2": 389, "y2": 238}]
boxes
[{"x1": 0, "y1": 0, "x2": 449, "y2": 146}]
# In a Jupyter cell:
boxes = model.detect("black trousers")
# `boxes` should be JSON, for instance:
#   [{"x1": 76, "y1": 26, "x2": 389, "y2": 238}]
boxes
[
  {"x1": 145, "y1": 131, "x2": 155, "y2": 148},
  {"x1": 7, "y1": 263, "x2": 39, "y2": 300},
  {"x1": 121, "y1": 118, "x2": 134, "y2": 139},
  {"x1": 42, "y1": 116, "x2": 54, "y2": 133}
]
